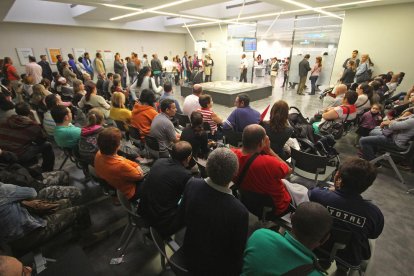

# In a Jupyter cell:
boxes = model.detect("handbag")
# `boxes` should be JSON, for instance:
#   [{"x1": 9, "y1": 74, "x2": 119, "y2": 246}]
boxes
[
  {"x1": 355, "y1": 64, "x2": 372, "y2": 83},
  {"x1": 319, "y1": 106, "x2": 350, "y2": 139},
  {"x1": 21, "y1": 199, "x2": 60, "y2": 215}
]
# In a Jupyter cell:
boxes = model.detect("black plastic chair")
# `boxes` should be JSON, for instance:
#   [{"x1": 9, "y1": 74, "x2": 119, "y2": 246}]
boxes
[
  {"x1": 290, "y1": 147, "x2": 337, "y2": 187},
  {"x1": 150, "y1": 227, "x2": 189, "y2": 275},
  {"x1": 202, "y1": 122, "x2": 211, "y2": 134},
  {"x1": 223, "y1": 129, "x2": 242, "y2": 147},
  {"x1": 370, "y1": 139, "x2": 414, "y2": 193},
  {"x1": 114, "y1": 120, "x2": 129, "y2": 140},
  {"x1": 239, "y1": 189, "x2": 292, "y2": 231},
  {"x1": 128, "y1": 125, "x2": 144, "y2": 150},
  {"x1": 175, "y1": 113, "x2": 190, "y2": 128},
  {"x1": 110, "y1": 191, "x2": 149, "y2": 265},
  {"x1": 316, "y1": 227, "x2": 367, "y2": 275},
  {"x1": 144, "y1": 135, "x2": 160, "y2": 159}
]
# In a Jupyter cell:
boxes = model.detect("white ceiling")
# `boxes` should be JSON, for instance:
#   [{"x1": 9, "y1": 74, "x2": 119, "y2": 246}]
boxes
[{"x1": 2, "y1": 0, "x2": 414, "y2": 40}]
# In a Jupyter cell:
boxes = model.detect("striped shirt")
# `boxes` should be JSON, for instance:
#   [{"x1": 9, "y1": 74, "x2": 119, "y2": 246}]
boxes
[
  {"x1": 197, "y1": 108, "x2": 217, "y2": 134},
  {"x1": 43, "y1": 111, "x2": 56, "y2": 136}
]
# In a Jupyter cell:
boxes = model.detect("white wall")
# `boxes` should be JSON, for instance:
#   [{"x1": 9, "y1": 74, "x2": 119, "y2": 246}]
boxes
[
  {"x1": 185, "y1": 25, "x2": 228, "y2": 81},
  {"x1": 0, "y1": 22, "x2": 186, "y2": 74},
  {"x1": 257, "y1": 39, "x2": 291, "y2": 60},
  {"x1": 332, "y1": 3, "x2": 414, "y2": 91}
]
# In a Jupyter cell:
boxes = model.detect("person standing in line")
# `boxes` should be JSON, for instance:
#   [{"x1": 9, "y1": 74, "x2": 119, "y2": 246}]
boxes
[
  {"x1": 270, "y1": 57, "x2": 279, "y2": 88},
  {"x1": 56, "y1": 55, "x2": 64, "y2": 76},
  {"x1": 182, "y1": 51, "x2": 189, "y2": 82},
  {"x1": 239, "y1": 54, "x2": 248, "y2": 83},
  {"x1": 141, "y1": 54, "x2": 149, "y2": 68},
  {"x1": 342, "y1": 50, "x2": 360, "y2": 70},
  {"x1": 204, "y1": 54, "x2": 214, "y2": 82},
  {"x1": 281, "y1": 57, "x2": 290, "y2": 88},
  {"x1": 38, "y1": 55, "x2": 53, "y2": 81},
  {"x1": 94, "y1": 52, "x2": 106, "y2": 80},
  {"x1": 67, "y1": 54, "x2": 79, "y2": 77},
  {"x1": 113, "y1": 53, "x2": 124, "y2": 76},
  {"x1": 25, "y1": 56, "x2": 43, "y2": 84},
  {"x1": 309, "y1": 56, "x2": 322, "y2": 95},
  {"x1": 126, "y1": 57, "x2": 137, "y2": 85},
  {"x1": 297, "y1": 54, "x2": 311, "y2": 95},
  {"x1": 82, "y1": 52, "x2": 94, "y2": 80},
  {"x1": 151, "y1": 53, "x2": 163, "y2": 87}
]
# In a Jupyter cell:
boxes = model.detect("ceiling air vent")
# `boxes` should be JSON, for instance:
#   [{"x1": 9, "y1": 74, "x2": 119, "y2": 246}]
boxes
[
  {"x1": 125, "y1": 3, "x2": 144, "y2": 9},
  {"x1": 226, "y1": 1, "x2": 261, "y2": 9}
]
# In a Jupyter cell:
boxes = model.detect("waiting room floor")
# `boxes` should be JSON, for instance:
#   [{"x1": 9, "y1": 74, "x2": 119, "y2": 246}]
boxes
[{"x1": 43, "y1": 75, "x2": 414, "y2": 275}]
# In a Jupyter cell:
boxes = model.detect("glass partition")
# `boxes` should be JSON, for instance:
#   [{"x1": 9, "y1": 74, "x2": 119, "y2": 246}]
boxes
[{"x1": 289, "y1": 13, "x2": 344, "y2": 89}]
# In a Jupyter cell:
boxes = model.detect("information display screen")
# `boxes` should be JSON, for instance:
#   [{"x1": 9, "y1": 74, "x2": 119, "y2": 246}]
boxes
[{"x1": 243, "y1": 38, "x2": 257, "y2": 52}]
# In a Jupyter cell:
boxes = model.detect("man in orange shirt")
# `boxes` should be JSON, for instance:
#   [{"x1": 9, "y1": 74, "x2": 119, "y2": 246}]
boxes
[{"x1": 94, "y1": 127, "x2": 144, "y2": 202}]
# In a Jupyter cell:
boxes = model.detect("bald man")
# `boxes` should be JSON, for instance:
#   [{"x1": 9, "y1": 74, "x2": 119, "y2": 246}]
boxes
[
  {"x1": 232, "y1": 124, "x2": 293, "y2": 217},
  {"x1": 323, "y1": 84, "x2": 348, "y2": 109},
  {"x1": 183, "y1": 84, "x2": 203, "y2": 117},
  {"x1": 0, "y1": 255, "x2": 32, "y2": 276}
]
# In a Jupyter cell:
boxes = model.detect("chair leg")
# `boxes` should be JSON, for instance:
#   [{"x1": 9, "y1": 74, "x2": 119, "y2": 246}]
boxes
[
  {"x1": 110, "y1": 222, "x2": 137, "y2": 264},
  {"x1": 384, "y1": 154, "x2": 405, "y2": 185},
  {"x1": 115, "y1": 223, "x2": 132, "y2": 252},
  {"x1": 117, "y1": 226, "x2": 137, "y2": 257},
  {"x1": 59, "y1": 155, "x2": 69, "y2": 170},
  {"x1": 370, "y1": 153, "x2": 406, "y2": 189}
]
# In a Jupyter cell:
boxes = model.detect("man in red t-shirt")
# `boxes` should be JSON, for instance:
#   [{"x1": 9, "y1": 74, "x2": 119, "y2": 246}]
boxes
[{"x1": 232, "y1": 124, "x2": 292, "y2": 216}]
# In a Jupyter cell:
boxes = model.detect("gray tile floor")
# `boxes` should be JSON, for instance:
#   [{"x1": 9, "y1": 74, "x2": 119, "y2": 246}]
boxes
[{"x1": 57, "y1": 75, "x2": 414, "y2": 275}]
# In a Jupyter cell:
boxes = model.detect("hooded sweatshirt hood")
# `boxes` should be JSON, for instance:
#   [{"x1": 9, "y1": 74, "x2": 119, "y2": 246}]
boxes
[
  {"x1": 81, "y1": 125, "x2": 103, "y2": 136},
  {"x1": 132, "y1": 103, "x2": 156, "y2": 116}
]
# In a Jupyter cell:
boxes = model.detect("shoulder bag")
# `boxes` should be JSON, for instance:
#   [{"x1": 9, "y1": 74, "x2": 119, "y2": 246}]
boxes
[
  {"x1": 231, "y1": 153, "x2": 259, "y2": 194},
  {"x1": 319, "y1": 106, "x2": 350, "y2": 139}
]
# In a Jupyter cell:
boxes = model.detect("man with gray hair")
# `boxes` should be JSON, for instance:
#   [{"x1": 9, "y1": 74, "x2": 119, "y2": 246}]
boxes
[{"x1": 180, "y1": 147, "x2": 249, "y2": 275}]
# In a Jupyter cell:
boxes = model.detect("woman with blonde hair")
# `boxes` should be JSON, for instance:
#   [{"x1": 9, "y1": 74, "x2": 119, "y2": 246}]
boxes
[
  {"x1": 261, "y1": 100, "x2": 293, "y2": 160},
  {"x1": 309, "y1": 56, "x2": 322, "y2": 95},
  {"x1": 109, "y1": 91, "x2": 131, "y2": 128},
  {"x1": 72, "y1": 79, "x2": 86, "y2": 106},
  {"x1": 30, "y1": 83, "x2": 51, "y2": 108}
]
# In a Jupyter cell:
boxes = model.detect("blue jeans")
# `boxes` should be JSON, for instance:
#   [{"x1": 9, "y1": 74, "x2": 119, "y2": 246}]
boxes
[
  {"x1": 359, "y1": 133, "x2": 396, "y2": 160},
  {"x1": 309, "y1": 75, "x2": 318, "y2": 95}
]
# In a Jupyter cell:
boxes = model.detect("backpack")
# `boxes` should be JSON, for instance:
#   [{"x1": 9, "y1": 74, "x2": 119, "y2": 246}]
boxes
[
  {"x1": 78, "y1": 128, "x2": 103, "y2": 166},
  {"x1": 319, "y1": 106, "x2": 350, "y2": 140}
]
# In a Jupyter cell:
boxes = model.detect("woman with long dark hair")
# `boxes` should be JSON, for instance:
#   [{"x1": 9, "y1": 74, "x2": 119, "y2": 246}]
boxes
[
  {"x1": 181, "y1": 111, "x2": 210, "y2": 159},
  {"x1": 78, "y1": 80, "x2": 110, "y2": 118},
  {"x1": 309, "y1": 56, "x2": 322, "y2": 95},
  {"x1": 130, "y1": 66, "x2": 162, "y2": 101},
  {"x1": 261, "y1": 100, "x2": 293, "y2": 159}
]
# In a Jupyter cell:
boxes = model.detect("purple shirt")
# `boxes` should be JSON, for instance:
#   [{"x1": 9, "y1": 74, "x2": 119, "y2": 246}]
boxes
[
  {"x1": 360, "y1": 111, "x2": 382, "y2": 129},
  {"x1": 223, "y1": 106, "x2": 260, "y2": 132}
]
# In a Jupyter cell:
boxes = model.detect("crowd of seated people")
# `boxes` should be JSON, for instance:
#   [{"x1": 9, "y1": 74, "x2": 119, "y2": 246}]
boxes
[{"x1": 1, "y1": 49, "x2": 412, "y2": 276}]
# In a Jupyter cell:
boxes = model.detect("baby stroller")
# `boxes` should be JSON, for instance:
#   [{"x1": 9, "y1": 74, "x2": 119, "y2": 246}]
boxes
[
  {"x1": 288, "y1": 106, "x2": 318, "y2": 144},
  {"x1": 288, "y1": 106, "x2": 340, "y2": 172}
]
